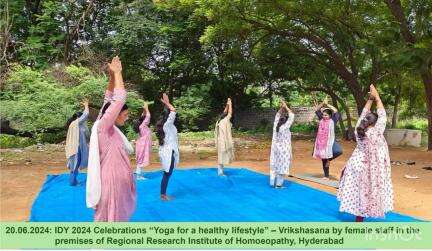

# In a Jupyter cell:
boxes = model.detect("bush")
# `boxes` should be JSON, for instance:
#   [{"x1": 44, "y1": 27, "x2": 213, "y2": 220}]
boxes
[
  {"x1": 173, "y1": 84, "x2": 212, "y2": 131},
  {"x1": 0, "y1": 135, "x2": 37, "y2": 148},
  {"x1": 396, "y1": 119, "x2": 427, "y2": 132},
  {"x1": 34, "y1": 132, "x2": 66, "y2": 144},
  {"x1": 290, "y1": 123, "x2": 317, "y2": 133},
  {"x1": 0, "y1": 64, "x2": 145, "y2": 144}
]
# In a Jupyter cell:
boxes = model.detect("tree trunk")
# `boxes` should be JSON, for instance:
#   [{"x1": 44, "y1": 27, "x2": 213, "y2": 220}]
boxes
[
  {"x1": 330, "y1": 94, "x2": 346, "y2": 139},
  {"x1": 349, "y1": 79, "x2": 366, "y2": 115},
  {"x1": 420, "y1": 68, "x2": 432, "y2": 150},
  {"x1": 337, "y1": 98, "x2": 355, "y2": 140},
  {"x1": 391, "y1": 81, "x2": 402, "y2": 128},
  {"x1": 268, "y1": 82, "x2": 273, "y2": 107}
]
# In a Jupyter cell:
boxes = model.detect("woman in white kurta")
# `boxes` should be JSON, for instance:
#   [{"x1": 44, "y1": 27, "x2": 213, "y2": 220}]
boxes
[
  {"x1": 337, "y1": 84, "x2": 393, "y2": 222},
  {"x1": 269, "y1": 100, "x2": 295, "y2": 188},
  {"x1": 215, "y1": 98, "x2": 234, "y2": 176},
  {"x1": 156, "y1": 93, "x2": 179, "y2": 201}
]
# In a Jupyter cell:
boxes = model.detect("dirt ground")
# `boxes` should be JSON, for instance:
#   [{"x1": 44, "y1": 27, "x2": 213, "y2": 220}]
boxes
[{"x1": 1, "y1": 136, "x2": 431, "y2": 221}]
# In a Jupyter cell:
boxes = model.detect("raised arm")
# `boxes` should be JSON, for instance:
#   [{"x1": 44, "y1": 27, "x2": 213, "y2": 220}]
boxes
[
  {"x1": 355, "y1": 86, "x2": 376, "y2": 129},
  {"x1": 327, "y1": 103, "x2": 341, "y2": 122},
  {"x1": 273, "y1": 109, "x2": 281, "y2": 131},
  {"x1": 283, "y1": 101, "x2": 295, "y2": 127},
  {"x1": 370, "y1": 85, "x2": 384, "y2": 110},
  {"x1": 315, "y1": 102, "x2": 325, "y2": 112},
  {"x1": 107, "y1": 64, "x2": 115, "y2": 92},
  {"x1": 78, "y1": 99, "x2": 90, "y2": 124},
  {"x1": 99, "y1": 56, "x2": 126, "y2": 130},
  {"x1": 370, "y1": 84, "x2": 386, "y2": 134},
  {"x1": 97, "y1": 63, "x2": 117, "y2": 119},
  {"x1": 326, "y1": 103, "x2": 338, "y2": 112},
  {"x1": 142, "y1": 102, "x2": 151, "y2": 126},
  {"x1": 161, "y1": 93, "x2": 176, "y2": 112},
  {"x1": 227, "y1": 98, "x2": 232, "y2": 117},
  {"x1": 161, "y1": 93, "x2": 176, "y2": 125}
]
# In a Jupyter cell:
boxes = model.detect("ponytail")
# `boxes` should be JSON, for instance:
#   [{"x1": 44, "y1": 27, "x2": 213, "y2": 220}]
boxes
[
  {"x1": 156, "y1": 109, "x2": 170, "y2": 146},
  {"x1": 276, "y1": 114, "x2": 288, "y2": 133},
  {"x1": 133, "y1": 115, "x2": 146, "y2": 133}
]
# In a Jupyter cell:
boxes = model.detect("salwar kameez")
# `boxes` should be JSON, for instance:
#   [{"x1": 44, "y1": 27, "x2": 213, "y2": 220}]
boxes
[
  {"x1": 215, "y1": 114, "x2": 234, "y2": 175},
  {"x1": 158, "y1": 111, "x2": 179, "y2": 195},
  {"x1": 94, "y1": 88, "x2": 136, "y2": 222},
  {"x1": 66, "y1": 109, "x2": 90, "y2": 186},
  {"x1": 313, "y1": 110, "x2": 342, "y2": 178},
  {"x1": 269, "y1": 111, "x2": 294, "y2": 187},
  {"x1": 135, "y1": 113, "x2": 152, "y2": 177}
]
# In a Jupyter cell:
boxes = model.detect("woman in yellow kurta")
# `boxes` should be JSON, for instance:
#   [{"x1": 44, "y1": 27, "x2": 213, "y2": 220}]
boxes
[{"x1": 215, "y1": 98, "x2": 234, "y2": 176}]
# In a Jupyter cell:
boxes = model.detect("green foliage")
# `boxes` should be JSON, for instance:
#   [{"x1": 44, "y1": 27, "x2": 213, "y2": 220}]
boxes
[
  {"x1": 397, "y1": 119, "x2": 428, "y2": 132},
  {"x1": 0, "y1": 135, "x2": 37, "y2": 148},
  {"x1": 65, "y1": 65, "x2": 93, "y2": 83},
  {"x1": 0, "y1": 64, "x2": 144, "y2": 140},
  {"x1": 17, "y1": 0, "x2": 65, "y2": 67},
  {"x1": 3, "y1": 0, "x2": 430, "y2": 145},
  {"x1": 290, "y1": 123, "x2": 318, "y2": 134},
  {"x1": 1, "y1": 65, "x2": 76, "y2": 132},
  {"x1": 34, "y1": 132, "x2": 66, "y2": 144},
  {"x1": 124, "y1": 123, "x2": 139, "y2": 141},
  {"x1": 179, "y1": 131, "x2": 214, "y2": 141},
  {"x1": 173, "y1": 84, "x2": 212, "y2": 131}
]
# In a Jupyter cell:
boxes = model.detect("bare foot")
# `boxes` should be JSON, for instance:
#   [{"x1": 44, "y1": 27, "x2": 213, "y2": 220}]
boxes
[
  {"x1": 160, "y1": 195, "x2": 173, "y2": 201},
  {"x1": 322, "y1": 177, "x2": 330, "y2": 181}
]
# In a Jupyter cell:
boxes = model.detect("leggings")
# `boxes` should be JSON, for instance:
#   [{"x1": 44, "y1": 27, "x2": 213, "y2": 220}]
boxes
[
  {"x1": 160, "y1": 151, "x2": 175, "y2": 195},
  {"x1": 69, "y1": 154, "x2": 81, "y2": 186},
  {"x1": 322, "y1": 159, "x2": 330, "y2": 178},
  {"x1": 69, "y1": 167, "x2": 79, "y2": 186}
]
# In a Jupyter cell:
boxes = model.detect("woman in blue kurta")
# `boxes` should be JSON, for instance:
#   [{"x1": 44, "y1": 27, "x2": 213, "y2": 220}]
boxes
[{"x1": 65, "y1": 100, "x2": 90, "y2": 186}]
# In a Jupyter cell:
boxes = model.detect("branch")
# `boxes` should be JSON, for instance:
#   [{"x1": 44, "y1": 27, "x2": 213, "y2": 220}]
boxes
[
  {"x1": 385, "y1": 0, "x2": 416, "y2": 44},
  {"x1": 70, "y1": 0, "x2": 95, "y2": 40}
]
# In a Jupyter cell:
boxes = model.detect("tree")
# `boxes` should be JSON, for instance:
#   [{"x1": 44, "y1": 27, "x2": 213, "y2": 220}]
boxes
[
  {"x1": 384, "y1": 0, "x2": 432, "y2": 150},
  {"x1": 197, "y1": 0, "x2": 392, "y2": 114}
]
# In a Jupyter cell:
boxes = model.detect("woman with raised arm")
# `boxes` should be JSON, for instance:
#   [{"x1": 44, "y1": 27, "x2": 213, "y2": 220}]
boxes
[
  {"x1": 65, "y1": 99, "x2": 90, "y2": 186},
  {"x1": 156, "y1": 93, "x2": 179, "y2": 201},
  {"x1": 86, "y1": 56, "x2": 136, "y2": 222},
  {"x1": 269, "y1": 99, "x2": 295, "y2": 188},
  {"x1": 214, "y1": 98, "x2": 234, "y2": 176},
  {"x1": 134, "y1": 102, "x2": 152, "y2": 180},
  {"x1": 337, "y1": 85, "x2": 393, "y2": 222},
  {"x1": 312, "y1": 98, "x2": 343, "y2": 180}
]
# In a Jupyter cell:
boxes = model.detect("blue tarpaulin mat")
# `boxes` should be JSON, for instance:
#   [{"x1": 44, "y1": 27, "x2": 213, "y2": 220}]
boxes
[{"x1": 29, "y1": 168, "x2": 421, "y2": 222}]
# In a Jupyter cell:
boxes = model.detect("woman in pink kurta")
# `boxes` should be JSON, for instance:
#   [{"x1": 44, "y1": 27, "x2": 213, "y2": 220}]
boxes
[
  {"x1": 134, "y1": 103, "x2": 152, "y2": 179},
  {"x1": 93, "y1": 57, "x2": 136, "y2": 222},
  {"x1": 337, "y1": 85, "x2": 393, "y2": 222}
]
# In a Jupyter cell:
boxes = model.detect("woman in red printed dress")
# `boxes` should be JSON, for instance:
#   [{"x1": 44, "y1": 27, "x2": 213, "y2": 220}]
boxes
[{"x1": 337, "y1": 84, "x2": 394, "y2": 222}]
